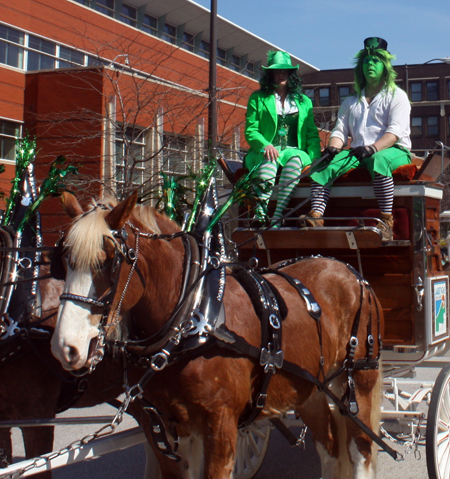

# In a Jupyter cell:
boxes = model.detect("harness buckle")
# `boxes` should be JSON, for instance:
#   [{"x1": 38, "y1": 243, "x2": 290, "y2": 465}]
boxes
[
  {"x1": 256, "y1": 393, "x2": 267, "y2": 409},
  {"x1": 209, "y1": 256, "x2": 220, "y2": 269},
  {"x1": 269, "y1": 314, "x2": 281, "y2": 329},
  {"x1": 151, "y1": 351, "x2": 169, "y2": 371}
]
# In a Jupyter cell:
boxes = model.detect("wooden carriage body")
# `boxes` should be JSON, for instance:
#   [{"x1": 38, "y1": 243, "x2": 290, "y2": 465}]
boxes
[{"x1": 231, "y1": 150, "x2": 450, "y2": 367}]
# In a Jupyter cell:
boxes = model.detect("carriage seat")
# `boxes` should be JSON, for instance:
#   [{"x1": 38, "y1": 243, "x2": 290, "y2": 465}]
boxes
[{"x1": 219, "y1": 155, "x2": 423, "y2": 185}]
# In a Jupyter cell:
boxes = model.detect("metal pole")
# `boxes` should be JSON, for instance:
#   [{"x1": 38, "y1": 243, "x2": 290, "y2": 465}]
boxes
[{"x1": 208, "y1": 0, "x2": 217, "y2": 159}]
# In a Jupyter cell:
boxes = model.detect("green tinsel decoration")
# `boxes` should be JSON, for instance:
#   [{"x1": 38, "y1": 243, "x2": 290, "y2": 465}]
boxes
[
  {"x1": 3, "y1": 136, "x2": 37, "y2": 225},
  {"x1": 17, "y1": 156, "x2": 78, "y2": 232},
  {"x1": 158, "y1": 171, "x2": 195, "y2": 224},
  {"x1": 185, "y1": 159, "x2": 218, "y2": 232},
  {"x1": 206, "y1": 165, "x2": 272, "y2": 233}
]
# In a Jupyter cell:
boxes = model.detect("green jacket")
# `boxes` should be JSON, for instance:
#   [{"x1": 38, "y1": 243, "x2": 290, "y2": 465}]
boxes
[{"x1": 244, "y1": 90, "x2": 321, "y2": 170}]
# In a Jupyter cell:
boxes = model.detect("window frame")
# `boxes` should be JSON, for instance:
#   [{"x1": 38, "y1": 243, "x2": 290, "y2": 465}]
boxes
[
  {"x1": 427, "y1": 116, "x2": 439, "y2": 137},
  {"x1": 319, "y1": 87, "x2": 330, "y2": 107},
  {"x1": 411, "y1": 116, "x2": 423, "y2": 137},
  {"x1": 426, "y1": 81, "x2": 439, "y2": 101},
  {"x1": 410, "y1": 82, "x2": 422, "y2": 102},
  {"x1": 0, "y1": 120, "x2": 21, "y2": 162}
]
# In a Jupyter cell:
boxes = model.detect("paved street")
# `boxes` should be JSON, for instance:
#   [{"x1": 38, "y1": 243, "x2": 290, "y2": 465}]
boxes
[{"x1": 6, "y1": 365, "x2": 439, "y2": 478}]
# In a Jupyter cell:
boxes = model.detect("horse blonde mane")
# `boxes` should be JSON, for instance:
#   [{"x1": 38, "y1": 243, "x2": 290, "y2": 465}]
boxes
[{"x1": 66, "y1": 197, "x2": 163, "y2": 271}]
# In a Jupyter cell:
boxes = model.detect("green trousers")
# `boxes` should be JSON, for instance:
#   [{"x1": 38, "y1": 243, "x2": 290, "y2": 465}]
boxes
[{"x1": 310, "y1": 145, "x2": 411, "y2": 186}]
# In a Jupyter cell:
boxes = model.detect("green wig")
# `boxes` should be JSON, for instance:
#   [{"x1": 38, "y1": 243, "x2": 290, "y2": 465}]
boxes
[{"x1": 353, "y1": 48, "x2": 397, "y2": 97}]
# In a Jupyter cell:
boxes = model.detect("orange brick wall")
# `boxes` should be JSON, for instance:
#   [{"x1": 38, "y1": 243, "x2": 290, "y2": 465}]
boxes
[{"x1": 0, "y1": 0, "x2": 261, "y2": 243}]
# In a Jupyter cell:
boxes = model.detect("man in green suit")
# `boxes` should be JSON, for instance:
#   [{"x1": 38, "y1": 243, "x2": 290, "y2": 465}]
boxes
[{"x1": 245, "y1": 51, "x2": 321, "y2": 227}]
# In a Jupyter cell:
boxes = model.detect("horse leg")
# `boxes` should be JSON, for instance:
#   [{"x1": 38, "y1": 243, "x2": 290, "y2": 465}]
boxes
[
  {"x1": 201, "y1": 408, "x2": 238, "y2": 479},
  {"x1": 297, "y1": 390, "x2": 345, "y2": 479},
  {"x1": 345, "y1": 368, "x2": 382, "y2": 479},
  {"x1": 21, "y1": 426, "x2": 54, "y2": 479}
]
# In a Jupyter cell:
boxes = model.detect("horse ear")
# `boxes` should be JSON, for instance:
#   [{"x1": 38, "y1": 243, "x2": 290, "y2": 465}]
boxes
[
  {"x1": 61, "y1": 192, "x2": 84, "y2": 218},
  {"x1": 105, "y1": 190, "x2": 138, "y2": 231}
]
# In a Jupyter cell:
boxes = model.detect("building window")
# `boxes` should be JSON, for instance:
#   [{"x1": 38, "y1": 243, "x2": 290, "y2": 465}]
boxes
[
  {"x1": 304, "y1": 89, "x2": 314, "y2": 102},
  {"x1": 74, "y1": 0, "x2": 89, "y2": 4},
  {"x1": 427, "y1": 116, "x2": 439, "y2": 136},
  {"x1": 427, "y1": 81, "x2": 438, "y2": 101},
  {"x1": 319, "y1": 88, "x2": 330, "y2": 106},
  {"x1": 411, "y1": 117, "x2": 423, "y2": 136},
  {"x1": 96, "y1": 0, "x2": 115, "y2": 17},
  {"x1": 243, "y1": 61, "x2": 254, "y2": 78},
  {"x1": 448, "y1": 80, "x2": 450, "y2": 99},
  {"x1": 198, "y1": 40, "x2": 210, "y2": 59},
  {"x1": 0, "y1": 25, "x2": 24, "y2": 69},
  {"x1": 410, "y1": 82, "x2": 422, "y2": 102},
  {"x1": 162, "y1": 23, "x2": 177, "y2": 44},
  {"x1": 59, "y1": 46, "x2": 85, "y2": 68},
  {"x1": 217, "y1": 47, "x2": 227, "y2": 66},
  {"x1": 339, "y1": 86, "x2": 350, "y2": 104},
  {"x1": 182, "y1": 32, "x2": 194, "y2": 52},
  {"x1": 0, "y1": 120, "x2": 20, "y2": 161},
  {"x1": 27, "y1": 35, "x2": 55, "y2": 70},
  {"x1": 142, "y1": 14, "x2": 158, "y2": 35},
  {"x1": 162, "y1": 134, "x2": 191, "y2": 175},
  {"x1": 230, "y1": 54, "x2": 241, "y2": 72},
  {"x1": 115, "y1": 127, "x2": 146, "y2": 192},
  {"x1": 120, "y1": 4, "x2": 137, "y2": 27}
]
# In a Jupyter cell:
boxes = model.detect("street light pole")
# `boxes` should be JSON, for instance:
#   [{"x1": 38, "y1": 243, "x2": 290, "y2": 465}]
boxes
[{"x1": 208, "y1": 0, "x2": 218, "y2": 160}]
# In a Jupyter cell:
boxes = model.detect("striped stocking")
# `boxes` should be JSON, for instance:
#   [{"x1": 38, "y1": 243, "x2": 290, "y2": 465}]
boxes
[
  {"x1": 255, "y1": 161, "x2": 277, "y2": 216},
  {"x1": 272, "y1": 156, "x2": 303, "y2": 220},
  {"x1": 373, "y1": 174, "x2": 394, "y2": 214},
  {"x1": 310, "y1": 182, "x2": 331, "y2": 215}
]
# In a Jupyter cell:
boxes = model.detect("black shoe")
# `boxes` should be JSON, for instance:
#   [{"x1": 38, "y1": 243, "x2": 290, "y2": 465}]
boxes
[{"x1": 250, "y1": 216, "x2": 270, "y2": 229}]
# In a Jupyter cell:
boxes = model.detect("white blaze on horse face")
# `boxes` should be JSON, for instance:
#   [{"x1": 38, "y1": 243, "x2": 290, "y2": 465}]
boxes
[{"x1": 51, "y1": 266, "x2": 101, "y2": 370}]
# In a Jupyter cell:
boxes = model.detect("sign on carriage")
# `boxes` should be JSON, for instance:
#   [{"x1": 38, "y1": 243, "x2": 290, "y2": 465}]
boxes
[
  {"x1": 433, "y1": 277, "x2": 448, "y2": 338},
  {"x1": 427, "y1": 276, "x2": 450, "y2": 344}
]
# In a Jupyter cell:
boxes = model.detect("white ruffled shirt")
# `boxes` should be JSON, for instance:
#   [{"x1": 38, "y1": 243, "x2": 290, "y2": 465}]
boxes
[
  {"x1": 330, "y1": 86, "x2": 411, "y2": 150},
  {"x1": 275, "y1": 92, "x2": 299, "y2": 115}
]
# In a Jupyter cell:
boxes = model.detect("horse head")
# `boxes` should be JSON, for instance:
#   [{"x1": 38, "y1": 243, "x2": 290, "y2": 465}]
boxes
[
  {"x1": 52, "y1": 191, "x2": 185, "y2": 371},
  {"x1": 51, "y1": 191, "x2": 140, "y2": 370}
]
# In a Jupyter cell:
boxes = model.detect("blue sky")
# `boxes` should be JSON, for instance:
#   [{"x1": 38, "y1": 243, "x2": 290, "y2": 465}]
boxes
[{"x1": 193, "y1": 0, "x2": 450, "y2": 71}]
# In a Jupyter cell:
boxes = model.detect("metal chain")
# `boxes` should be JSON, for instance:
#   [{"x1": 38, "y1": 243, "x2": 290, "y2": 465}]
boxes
[
  {"x1": 380, "y1": 413, "x2": 425, "y2": 460},
  {"x1": 7, "y1": 391, "x2": 132, "y2": 477}
]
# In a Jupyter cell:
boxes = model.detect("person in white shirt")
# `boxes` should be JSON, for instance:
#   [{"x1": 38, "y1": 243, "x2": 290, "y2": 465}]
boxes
[{"x1": 304, "y1": 37, "x2": 411, "y2": 241}]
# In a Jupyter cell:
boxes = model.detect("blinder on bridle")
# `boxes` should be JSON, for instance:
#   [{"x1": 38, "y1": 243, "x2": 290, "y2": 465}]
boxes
[{"x1": 58, "y1": 225, "x2": 143, "y2": 318}]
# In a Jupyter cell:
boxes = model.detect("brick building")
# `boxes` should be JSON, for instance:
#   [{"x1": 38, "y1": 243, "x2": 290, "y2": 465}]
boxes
[{"x1": 0, "y1": 0, "x2": 317, "y2": 240}]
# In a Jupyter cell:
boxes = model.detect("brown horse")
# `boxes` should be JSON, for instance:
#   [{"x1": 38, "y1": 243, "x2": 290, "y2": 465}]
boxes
[{"x1": 51, "y1": 191, "x2": 384, "y2": 479}]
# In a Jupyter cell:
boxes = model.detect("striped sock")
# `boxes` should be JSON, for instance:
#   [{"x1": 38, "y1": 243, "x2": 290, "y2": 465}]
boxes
[
  {"x1": 255, "y1": 161, "x2": 277, "y2": 214},
  {"x1": 273, "y1": 156, "x2": 303, "y2": 220},
  {"x1": 310, "y1": 182, "x2": 330, "y2": 215},
  {"x1": 373, "y1": 174, "x2": 394, "y2": 214}
]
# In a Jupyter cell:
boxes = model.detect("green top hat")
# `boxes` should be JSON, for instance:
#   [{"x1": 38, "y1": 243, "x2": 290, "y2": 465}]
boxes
[
  {"x1": 262, "y1": 51, "x2": 299, "y2": 70},
  {"x1": 363, "y1": 37, "x2": 388, "y2": 52}
]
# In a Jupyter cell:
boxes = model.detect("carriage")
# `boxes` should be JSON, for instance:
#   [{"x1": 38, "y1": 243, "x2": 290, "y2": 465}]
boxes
[
  {"x1": 229, "y1": 140, "x2": 450, "y2": 479},
  {"x1": 0, "y1": 141, "x2": 450, "y2": 478}
]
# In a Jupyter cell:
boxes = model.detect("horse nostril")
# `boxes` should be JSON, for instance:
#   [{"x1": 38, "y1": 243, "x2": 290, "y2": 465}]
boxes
[{"x1": 67, "y1": 345, "x2": 80, "y2": 366}]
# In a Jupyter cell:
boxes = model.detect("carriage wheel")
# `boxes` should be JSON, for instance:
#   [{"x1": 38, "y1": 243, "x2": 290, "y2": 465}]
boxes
[
  {"x1": 426, "y1": 363, "x2": 450, "y2": 479},
  {"x1": 234, "y1": 421, "x2": 271, "y2": 479}
]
